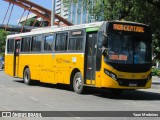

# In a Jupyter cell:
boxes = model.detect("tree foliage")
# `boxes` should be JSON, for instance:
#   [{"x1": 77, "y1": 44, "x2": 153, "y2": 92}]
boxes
[
  {"x1": 0, "y1": 29, "x2": 9, "y2": 55},
  {"x1": 63, "y1": 0, "x2": 160, "y2": 59},
  {"x1": 22, "y1": 18, "x2": 49, "y2": 27}
]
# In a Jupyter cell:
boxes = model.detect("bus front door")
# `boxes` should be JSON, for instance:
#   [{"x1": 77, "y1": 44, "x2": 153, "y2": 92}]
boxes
[
  {"x1": 85, "y1": 33, "x2": 97, "y2": 85},
  {"x1": 13, "y1": 40, "x2": 20, "y2": 77}
]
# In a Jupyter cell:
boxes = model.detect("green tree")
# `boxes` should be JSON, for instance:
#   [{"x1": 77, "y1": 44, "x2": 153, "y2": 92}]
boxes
[
  {"x1": 63, "y1": 0, "x2": 136, "y2": 21},
  {"x1": 0, "y1": 29, "x2": 9, "y2": 56},
  {"x1": 22, "y1": 18, "x2": 49, "y2": 27}
]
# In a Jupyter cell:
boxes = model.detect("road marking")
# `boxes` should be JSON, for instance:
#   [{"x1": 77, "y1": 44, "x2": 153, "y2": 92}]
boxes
[
  {"x1": 30, "y1": 96, "x2": 38, "y2": 102},
  {"x1": 1, "y1": 106, "x2": 11, "y2": 111},
  {"x1": 45, "y1": 104, "x2": 55, "y2": 109},
  {"x1": 75, "y1": 117, "x2": 81, "y2": 119}
]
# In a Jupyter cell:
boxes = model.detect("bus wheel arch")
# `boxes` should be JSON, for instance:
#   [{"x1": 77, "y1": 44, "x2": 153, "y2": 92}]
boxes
[{"x1": 70, "y1": 68, "x2": 84, "y2": 94}]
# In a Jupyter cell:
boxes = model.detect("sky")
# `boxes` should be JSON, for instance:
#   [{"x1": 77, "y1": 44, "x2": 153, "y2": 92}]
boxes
[{"x1": 0, "y1": 0, "x2": 52, "y2": 25}]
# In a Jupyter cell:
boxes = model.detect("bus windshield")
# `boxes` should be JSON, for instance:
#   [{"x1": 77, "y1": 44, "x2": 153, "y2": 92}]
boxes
[{"x1": 105, "y1": 34, "x2": 152, "y2": 64}]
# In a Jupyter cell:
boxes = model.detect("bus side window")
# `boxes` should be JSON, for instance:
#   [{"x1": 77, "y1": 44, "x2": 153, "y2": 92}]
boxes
[
  {"x1": 21, "y1": 37, "x2": 31, "y2": 52},
  {"x1": 44, "y1": 35, "x2": 55, "y2": 51},
  {"x1": 55, "y1": 33, "x2": 68, "y2": 51},
  {"x1": 68, "y1": 37, "x2": 83, "y2": 51},
  {"x1": 31, "y1": 36, "x2": 42, "y2": 52},
  {"x1": 7, "y1": 39, "x2": 14, "y2": 53}
]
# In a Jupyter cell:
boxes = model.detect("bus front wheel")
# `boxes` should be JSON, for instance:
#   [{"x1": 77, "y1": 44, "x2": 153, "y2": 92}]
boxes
[
  {"x1": 23, "y1": 68, "x2": 33, "y2": 85},
  {"x1": 73, "y1": 72, "x2": 84, "y2": 94}
]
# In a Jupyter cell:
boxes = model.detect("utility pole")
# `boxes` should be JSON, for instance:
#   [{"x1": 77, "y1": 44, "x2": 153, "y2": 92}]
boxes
[{"x1": 51, "y1": 0, "x2": 55, "y2": 26}]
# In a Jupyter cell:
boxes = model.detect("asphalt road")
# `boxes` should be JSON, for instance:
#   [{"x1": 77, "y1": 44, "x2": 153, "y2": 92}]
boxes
[{"x1": 0, "y1": 70, "x2": 160, "y2": 120}]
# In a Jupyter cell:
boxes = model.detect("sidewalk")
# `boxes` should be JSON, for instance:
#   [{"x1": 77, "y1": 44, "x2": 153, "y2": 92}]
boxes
[
  {"x1": 139, "y1": 76, "x2": 160, "y2": 93},
  {"x1": 149, "y1": 76, "x2": 160, "y2": 92},
  {"x1": 152, "y1": 76, "x2": 160, "y2": 83}
]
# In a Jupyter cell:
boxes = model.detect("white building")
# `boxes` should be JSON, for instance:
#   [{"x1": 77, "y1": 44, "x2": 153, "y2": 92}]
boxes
[
  {"x1": 55, "y1": 0, "x2": 94, "y2": 25},
  {"x1": 55, "y1": 0, "x2": 68, "y2": 20}
]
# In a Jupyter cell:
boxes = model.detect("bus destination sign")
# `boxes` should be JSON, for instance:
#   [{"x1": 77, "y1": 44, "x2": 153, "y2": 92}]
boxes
[{"x1": 113, "y1": 24, "x2": 144, "y2": 33}]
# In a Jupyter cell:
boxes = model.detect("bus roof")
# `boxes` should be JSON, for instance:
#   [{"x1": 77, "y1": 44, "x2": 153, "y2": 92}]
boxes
[
  {"x1": 7, "y1": 20, "x2": 149, "y2": 39},
  {"x1": 112, "y1": 20, "x2": 148, "y2": 26},
  {"x1": 7, "y1": 21, "x2": 104, "y2": 39}
]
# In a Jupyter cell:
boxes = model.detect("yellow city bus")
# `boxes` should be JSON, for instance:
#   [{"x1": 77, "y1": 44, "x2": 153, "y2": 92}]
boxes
[{"x1": 5, "y1": 21, "x2": 152, "y2": 94}]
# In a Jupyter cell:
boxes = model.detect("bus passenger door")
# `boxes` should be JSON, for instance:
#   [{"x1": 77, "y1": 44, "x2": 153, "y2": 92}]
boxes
[
  {"x1": 85, "y1": 32, "x2": 97, "y2": 85},
  {"x1": 13, "y1": 40, "x2": 20, "y2": 77}
]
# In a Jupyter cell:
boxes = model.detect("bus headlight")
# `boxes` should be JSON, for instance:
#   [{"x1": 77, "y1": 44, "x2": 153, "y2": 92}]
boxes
[{"x1": 104, "y1": 69, "x2": 117, "y2": 80}]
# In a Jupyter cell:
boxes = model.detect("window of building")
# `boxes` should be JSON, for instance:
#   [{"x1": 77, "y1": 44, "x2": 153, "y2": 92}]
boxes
[
  {"x1": 7, "y1": 39, "x2": 14, "y2": 53},
  {"x1": 68, "y1": 37, "x2": 83, "y2": 51},
  {"x1": 21, "y1": 37, "x2": 31, "y2": 52},
  {"x1": 31, "y1": 36, "x2": 42, "y2": 52},
  {"x1": 44, "y1": 35, "x2": 55, "y2": 51},
  {"x1": 55, "y1": 33, "x2": 68, "y2": 51}
]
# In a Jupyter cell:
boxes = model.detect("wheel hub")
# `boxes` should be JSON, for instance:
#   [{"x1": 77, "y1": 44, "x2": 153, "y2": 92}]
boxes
[
  {"x1": 24, "y1": 73, "x2": 29, "y2": 82},
  {"x1": 75, "y1": 78, "x2": 82, "y2": 90}
]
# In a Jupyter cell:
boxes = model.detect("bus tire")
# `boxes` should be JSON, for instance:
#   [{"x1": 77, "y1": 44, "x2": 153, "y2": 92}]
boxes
[
  {"x1": 23, "y1": 68, "x2": 33, "y2": 85},
  {"x1": 73, "y1": 72, "x2": 84, "y2": 94}
]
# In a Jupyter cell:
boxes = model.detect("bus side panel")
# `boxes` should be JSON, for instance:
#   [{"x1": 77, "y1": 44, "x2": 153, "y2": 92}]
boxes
[
  {"x1": 5, "y1": 54, "x2": 14, "y2": 77},
  {"x1": 17, "y1": 54, "x2": 29, "y2": 79},
  {"x1": 93, "y1": 71, "x2": 102, "y2": 88},
  {"x1": 28, "y1": 54, "x2": 42, "y2": 81},
  {"x1": 41, "y1": 54, "x2": 56, "y2": 84},
  {"x1": 54, "y1": 53, "x2": 84, "y2": 85}
]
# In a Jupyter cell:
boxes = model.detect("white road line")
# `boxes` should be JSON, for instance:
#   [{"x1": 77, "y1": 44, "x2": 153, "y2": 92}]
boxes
[
  {"x1": 45, "y1": 104, "x2": 55, "y2": 109},
  {"x1": 1, "y1": 106, "x2": 11, "y2": 111},
  {"x1": 29, "y1": 96, "x2": 38, "y2": 102},
  {"x1": 75, "y1": 117, "x2": 81, "y2": 119}
]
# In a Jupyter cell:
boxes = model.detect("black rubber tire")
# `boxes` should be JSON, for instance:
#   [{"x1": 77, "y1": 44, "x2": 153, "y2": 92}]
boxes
[
  {"x1": 73, "y1": 72, "x2": 84, "y2": 94},
  {"x1": 23, "y1": 68, "x2": 33, "y2": 85}
]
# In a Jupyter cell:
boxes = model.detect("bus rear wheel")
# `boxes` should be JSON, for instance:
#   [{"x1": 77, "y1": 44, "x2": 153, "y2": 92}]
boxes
[
  {"x1": 73, "y1": 72, "x2": 84, "y2": 94},
  {"x1": 23, "y1": 68, "x2": 33, "y2": 85}
]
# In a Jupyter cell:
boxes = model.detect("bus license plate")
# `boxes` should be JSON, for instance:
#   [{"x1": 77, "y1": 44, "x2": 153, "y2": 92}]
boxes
[{"x1": 129, "y1": 83, "x2": 137, "y2": 87}]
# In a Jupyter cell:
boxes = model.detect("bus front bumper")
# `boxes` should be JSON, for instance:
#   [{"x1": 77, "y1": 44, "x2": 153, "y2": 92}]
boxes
[{"x1": 101, "y1": 71, "x2": 152, "y2": 89}]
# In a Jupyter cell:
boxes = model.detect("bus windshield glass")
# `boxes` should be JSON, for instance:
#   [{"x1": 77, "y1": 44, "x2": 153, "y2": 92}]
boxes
[{"x1": 105, "y1": 34, "x2": 152, "y2": 64}]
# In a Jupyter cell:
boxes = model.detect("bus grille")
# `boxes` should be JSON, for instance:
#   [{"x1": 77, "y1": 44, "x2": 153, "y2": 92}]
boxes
[{"x1": 117, "y1": 78, "x2": 148, "y2": 87}]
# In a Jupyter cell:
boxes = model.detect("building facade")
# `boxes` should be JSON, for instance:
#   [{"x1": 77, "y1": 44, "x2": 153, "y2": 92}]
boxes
[
  {"x1": 55, "y1": 0, "x2": 68, "y2": 20},
  {"x1": 55, "y1": 0, "x2": 94, "y2": 25}
]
